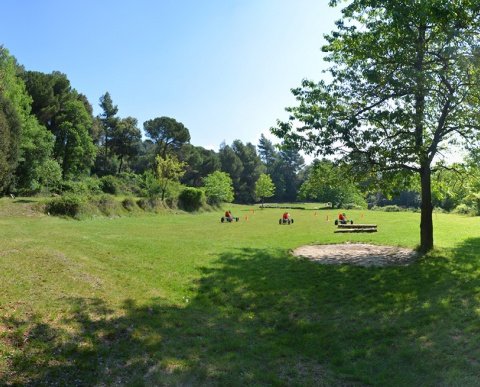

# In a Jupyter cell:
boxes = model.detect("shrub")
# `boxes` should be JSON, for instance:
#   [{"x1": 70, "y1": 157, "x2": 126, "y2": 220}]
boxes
[
  {"x1": 46, "y1": 194, "x2": 85, "y2": 217},
  {"x1": 122, "y1": 197, "x2": 137, "y2": 212},
  {"x1": 100, "y1": 175, "x2": 120, "y2": 195},
  {"x1": 178, "y1": 187, "x2": 205, "y2": 212},
  {"x1": 59, "y1": 178, "x2": 101, "y2": 196},
  {"x1": 117, "y1": 172, "x2": 144, "y2": 196},
  {"x1": 95, "y1": 194, "x2": 118, "y2": 216},
  {"x1": 453, "y1": 203, "x2": 472, "y2": 215},
  {"x1": 343, "y1": 203, "x2": 366, "y2": 210},
  {"x1": 136, "y1": 198, "x2": 167, "y2": 212},
  {"x1": 383, "y1": 205, "x2": 402, "y2": 212}
]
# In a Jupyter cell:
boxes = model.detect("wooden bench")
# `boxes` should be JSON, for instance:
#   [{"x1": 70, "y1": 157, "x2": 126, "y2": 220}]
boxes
[{"x1": 334, "y1": 224, "x2": 377, "y2": 233}]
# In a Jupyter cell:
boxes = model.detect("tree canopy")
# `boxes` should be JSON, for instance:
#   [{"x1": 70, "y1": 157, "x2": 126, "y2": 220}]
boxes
[
  {"x1": 254, "y1": 173, "x2": 275, "y2": 207},
  {"x1": 144, "y1": 116, "x2": 190, "y2": 158},
  {"x1": 203, "y1": 170, "x2": 234, "y2": 204}
]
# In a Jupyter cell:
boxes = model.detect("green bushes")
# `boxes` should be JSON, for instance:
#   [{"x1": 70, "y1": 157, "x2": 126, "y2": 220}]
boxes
[
  {"x1": 454, "y1": 203, "x2": 472, "y2": 215},
  {"x1": 136, "y1": 198, "x2": 167, "y2": 212},
  {"x1": 178, "y1": 187, "x2": 205, "y2": 212},
  {"x1": 95, "y1": 194, "x2": 119, "y2": 216},
  {"x1": 46, "y1": 194, "x2": 85, "y2": 217},
  {"x1": 99, "y1": 175, "x2": 119, "y2": 194},
  {"x1": 122, "y1": 197, "x2": 137, "y2": 212},
  {"x1": 58, "y1": 178, "x2": 102, "y2": 195}
]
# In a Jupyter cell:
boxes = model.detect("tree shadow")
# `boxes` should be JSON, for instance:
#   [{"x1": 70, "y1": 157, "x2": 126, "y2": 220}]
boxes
[
  {"x1": 12, "y1": 199, "x2": 37, "y2": 204},
  {"x1": 2, "y1": 240, "x2": 480, "y2": 385}
]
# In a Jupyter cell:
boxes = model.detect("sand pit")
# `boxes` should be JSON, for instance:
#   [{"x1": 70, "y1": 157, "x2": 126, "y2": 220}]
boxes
[{"x1": 292, "y1": 243, "x2": 418, "y2": 267}]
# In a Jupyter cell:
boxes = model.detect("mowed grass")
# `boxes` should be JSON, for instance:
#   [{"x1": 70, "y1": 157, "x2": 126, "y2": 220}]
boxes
[{"x1": 1, "y1": 199, "x2": 480, "y2": 385}]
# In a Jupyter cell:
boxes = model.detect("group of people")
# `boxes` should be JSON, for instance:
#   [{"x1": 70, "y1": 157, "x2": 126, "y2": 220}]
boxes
[{"x1": 223, "y1": 210, "x2": 350, "y2": 224}]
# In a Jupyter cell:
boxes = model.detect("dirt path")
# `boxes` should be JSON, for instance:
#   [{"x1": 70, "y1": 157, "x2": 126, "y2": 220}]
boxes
[{"x1": 292, "y1": 243, "x2": 418, "y2": 267}]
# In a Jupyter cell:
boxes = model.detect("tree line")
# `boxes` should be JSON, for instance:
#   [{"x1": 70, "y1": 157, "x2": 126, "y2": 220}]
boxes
[
  {"x1": 1, "y1": 40, "x2": 480, "y2": 220},
  {"x1": 0, "y1": 46, "x2": 306, "y2": 205}
]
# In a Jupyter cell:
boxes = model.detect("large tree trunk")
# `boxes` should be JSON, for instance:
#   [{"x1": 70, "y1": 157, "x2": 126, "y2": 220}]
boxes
[{"x1": 419, "y1": 164, "x2": 434, "y2": 253}]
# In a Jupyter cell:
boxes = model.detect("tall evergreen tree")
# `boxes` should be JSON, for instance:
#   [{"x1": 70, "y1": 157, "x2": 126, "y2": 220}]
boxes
[{"x1": 219, "y1": 143, "x2": 244, "y2": 198}]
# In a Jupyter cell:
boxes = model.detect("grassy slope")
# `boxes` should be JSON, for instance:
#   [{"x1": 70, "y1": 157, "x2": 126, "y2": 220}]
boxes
[{"x1": 1, "y1": 199, "x2": 480, "y2": 385}]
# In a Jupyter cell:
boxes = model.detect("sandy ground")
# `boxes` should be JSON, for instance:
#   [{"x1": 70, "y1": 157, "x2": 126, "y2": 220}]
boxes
[{"x1": 292, "y1": 243, "x2": 418, "y2": 267}]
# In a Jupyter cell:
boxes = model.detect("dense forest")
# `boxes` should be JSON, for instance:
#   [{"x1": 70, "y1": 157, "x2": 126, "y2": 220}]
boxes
[{"x1": 1, "y1": 46, "x2": 480, "y2": 215}]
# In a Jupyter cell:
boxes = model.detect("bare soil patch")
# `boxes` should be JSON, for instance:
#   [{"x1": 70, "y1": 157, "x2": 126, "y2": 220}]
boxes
[{"x1": 293, "y1": 243, "x2": 418, "y2": 267}]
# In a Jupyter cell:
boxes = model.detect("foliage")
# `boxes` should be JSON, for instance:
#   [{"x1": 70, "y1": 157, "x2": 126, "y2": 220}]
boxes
[
  {"x1": 45, "y1": 193, "x2": 85, "y2": 217},
  {"x1": 203, "y1": 170, "x2": 234, "y2": 205},
  {"x1": 272, "y1": 1, "x2": 480, "y2": 252},
  {"x1": 299, "y1": 160, "x2": 366, "y2": 209},
  {"x1": 58, "y1": 177, "x2": 102, "y2": 196},
  {"x1": 0, "y1": 93, "x2": 21, "y2": 192},
  {"x1": 257, "y1": 136, "x2": 306, "y2": 202},
  {"x1": 219, "y1": 140, "x2": 264, "y2": 204},
  {"x1": 453, "y1": 203, "x2": 472, "y2": 215},
  {"x1": 462, "y1": 192, "x2": 480, "y2": 216},
  {"x1": 144, "y1": 116, "x2": 190, "y2": 158},
  {"x1": 178, "y1": 187, "x2": 206, "y2": 212},
  {"x1": 141, "y1": 170, "x2": 162, "y2": 198},
  {"x1": 110, "y1": 116, "x2": 142, "y2": 173},
  {"x1": 155, "y1": 154, "x2": 186, "y2": 201},
  {"x1": 254, "y1": 173, "x2": 275, "y2": 206},
  {"x1": 0, "y1": 47, "x2": 54, "y2": 194},
  {"x1": 94, "y1": 194, "x2": 119, "y2": 216},
  {"x1": 37, "y1": 159, "x2": 62, "y2": 193},
  {"x1": 180, "y1": 145, "x2": 221, "y2": 187},
  {"x1": 121, "y1": 197, "x2": 138, "y2": 212},
  {"x1": 99, "y1": 175, "x2": 120, "y2": 195},
  {"x1": 22, "y1": 70, "x2": 97, "y2": 179},
  {"x1": 55, "y1": 99, "x2": 97, "y2": 178}
]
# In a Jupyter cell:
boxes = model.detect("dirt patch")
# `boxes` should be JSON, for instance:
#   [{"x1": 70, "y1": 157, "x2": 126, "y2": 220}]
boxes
[{"x1": 292, "y1": 243, "x2": 418, "y2": 267}]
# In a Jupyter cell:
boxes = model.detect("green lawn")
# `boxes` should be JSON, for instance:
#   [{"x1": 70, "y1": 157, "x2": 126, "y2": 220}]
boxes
[{"x1": 1, "y1": 199, "x2": 480, "y2": 385}]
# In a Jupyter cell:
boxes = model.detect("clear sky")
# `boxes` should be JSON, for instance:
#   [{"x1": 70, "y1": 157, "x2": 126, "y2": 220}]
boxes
[{"x1": 1, "y1": 0, "x2": 341, "y2": 150}]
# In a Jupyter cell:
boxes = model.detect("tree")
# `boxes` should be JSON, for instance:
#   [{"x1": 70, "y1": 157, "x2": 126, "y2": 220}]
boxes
[
  {"x1": 258, "y1": 134, "x2": 278, "y2": 169},
  {"x1": 96, "y1": 92, "x2": 120, "y2": 175},
  {"x1": 0, "y1": 93, "x2": 21, "y2": 192},
  {"x1": 276, "y1": 146, "x2": 305, "y2": 202},
  {"x1": 180, "y1": 145, "x2": 221, "y2": 187},
  {"x1": 111, "y1": 117, "x2": 142, "y2": 173},
  {"x1": 255, "y1": 173, "x2": 275, "y2": 207},
  {"x1": 203, "y1": 170, "x2": 234, "y2": 205},
  {"x1": 22, "y1": 70, "x2": 96, "y2": 180},
  {"x1": 0, "y1": 47, "x2": 54, "y2": 193},
  {"x1": 231, "y1": 140, "x2": 264, "y2": 203},
  {"x1": 219, "y1": 143, "x2": 243, "y2": 193},
  {"x1": 37, "y1": 159, "x2": 62, "y2": 193},
  {"x1": 155, "y1": 154, "x2": 186, "y2": 201},
  {"x1": 299, "y1": 160, "x2": 366, "y2": 208},
  {"x1": 272, "y1": 1, "x2": 480, "y2": 252},
  {"x1": 144, "y1": 117, "x2": 190, "y2": 158},
  {"x1": 55, "y1": 99, "x2": 96, "y2": 178}
]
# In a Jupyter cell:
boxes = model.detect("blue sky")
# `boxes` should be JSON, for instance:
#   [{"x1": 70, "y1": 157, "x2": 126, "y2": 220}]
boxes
[{"x1": 1, "y1": 0, "x2": 341, "y2": 150}]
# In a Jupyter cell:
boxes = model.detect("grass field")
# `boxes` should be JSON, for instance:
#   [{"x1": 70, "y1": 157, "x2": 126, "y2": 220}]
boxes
[{"x1": 1, "y1": 198, "x2": 480, "y2": 385}]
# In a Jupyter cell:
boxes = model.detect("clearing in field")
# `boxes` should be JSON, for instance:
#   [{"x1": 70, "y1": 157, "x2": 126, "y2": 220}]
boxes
[{"x1": 293, "y1": 243, "x2": 418, "y2": 267}]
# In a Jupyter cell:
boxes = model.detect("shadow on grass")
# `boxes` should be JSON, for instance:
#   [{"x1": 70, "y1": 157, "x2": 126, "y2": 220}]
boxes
[{"x1": 2, "y1": 239, "x2": 480, "y2": 385}]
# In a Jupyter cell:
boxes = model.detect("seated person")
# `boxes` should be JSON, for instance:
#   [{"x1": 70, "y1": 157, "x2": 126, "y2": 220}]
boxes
[
  {"x1": 338, "y1": 213, "x2": 347, "y2": 224},
  {"x1": 225, "y1": 210, "x2": 233, "y2": 222},
  {"x1": 282, "y1": 212, "x2": 290, "y2": 220}
]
